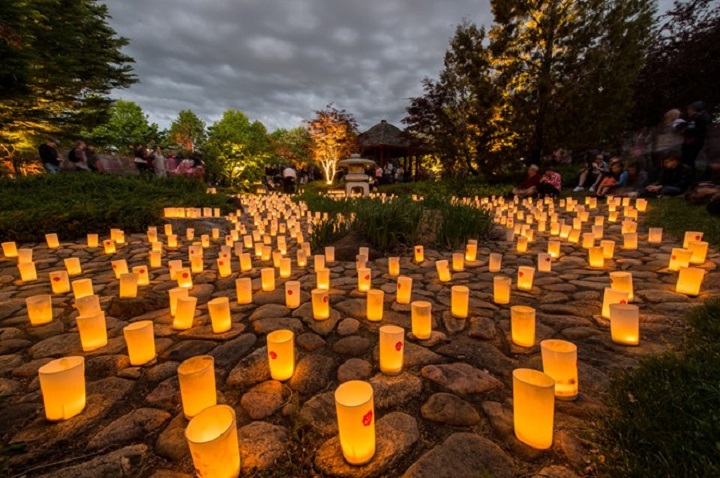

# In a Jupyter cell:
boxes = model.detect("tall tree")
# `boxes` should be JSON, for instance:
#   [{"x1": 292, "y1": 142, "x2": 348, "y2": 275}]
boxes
[
  {"x1": 489, "y1": 0, "x2": 654, "y2": 162},
  {"x1": 305, "y1": 105, "x2": 359, "y2": 184},
  {"x1": 83, "y1": 100, "x2": 160, "y2": 153},
  {"x1": 0, "y1": 0, "x2": 135, "y2": 161},
  {"x1": 632, "y1": 0, "x2": 720, "y2": 127},
  {"x1": 269, "y1": 127, "x2": 312, "y2": 166},
  {"x1": 404, "y1": 22, "x2": 509, "y2": 177},
  {"x1": 168, "y1": 110, "x2": 206, "y2": 152},
  {"x1": 204, "y1": 110, "x2": 272, "y2": 189}
]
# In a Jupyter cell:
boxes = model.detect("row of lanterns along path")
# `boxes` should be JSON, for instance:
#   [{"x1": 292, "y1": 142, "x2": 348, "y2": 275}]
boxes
[{"x1": 1, "y1": 191, "x2": 713, "y2": 475}]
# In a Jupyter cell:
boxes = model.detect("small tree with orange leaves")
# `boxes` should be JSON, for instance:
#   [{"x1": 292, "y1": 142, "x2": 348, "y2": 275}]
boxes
[{"x1": 305, "y1": 104, "x2": 359, "y2": 185}]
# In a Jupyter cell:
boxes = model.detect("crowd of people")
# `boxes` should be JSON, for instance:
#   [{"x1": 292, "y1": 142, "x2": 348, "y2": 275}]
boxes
[
  {"x1": 38, "y1": 139, "x2": 205, "y2": 178},
  {"x1": 263, "y1": 164, "x2": 321, "y2": 193},
  {"x1": 373, "y1": 162, "x2": 413, "y2": 185},
  {"x1": 514, "y1": 101, "x2": 714, "y2": 201}
]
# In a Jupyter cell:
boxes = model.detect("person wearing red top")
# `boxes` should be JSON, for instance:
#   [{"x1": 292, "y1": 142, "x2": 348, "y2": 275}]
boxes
[
  {"x1": 537, "y1": 167, "x2": 562, "y2": 197},
  {"x1": 513, "y1": 164, "x2": 542, "y2": 198}
]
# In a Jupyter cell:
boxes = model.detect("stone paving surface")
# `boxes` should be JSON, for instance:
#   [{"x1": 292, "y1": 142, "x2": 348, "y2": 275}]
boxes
[{"x1": 0, "y1": 196, "x2": 718, "y2": 477}]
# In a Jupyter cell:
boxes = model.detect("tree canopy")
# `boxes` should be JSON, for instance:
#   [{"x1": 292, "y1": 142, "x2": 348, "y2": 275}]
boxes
[
  {"x1": 0, "y1": 0, "x2": 135, "y2": 158},
  {"x1": 269, "y1": 127, "x2": 312, "y2": 167},
  {"x1": 632, "y1": 0, "x2": 720, "y2": 127},
  {"x1": 306, "y1": 105, "x2": 359, "y2": 184},
  {"x1": 204, "y1": 110, "x2": 272, "y2": 188},
  {"x1": 83, "y1": 100, "x2": 161, "y2": 153},
  {"x1": 405, "y1": 0, "x2": 655, "y2": 175},
  {"x1": 168, "y1": 110, "x2": 207, "y2": 153}
]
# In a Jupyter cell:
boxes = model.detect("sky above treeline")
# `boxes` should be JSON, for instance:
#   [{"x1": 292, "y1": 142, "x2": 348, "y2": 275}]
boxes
[{"x1": 102, "y1": 0, "x2": 676, "y2": 133}]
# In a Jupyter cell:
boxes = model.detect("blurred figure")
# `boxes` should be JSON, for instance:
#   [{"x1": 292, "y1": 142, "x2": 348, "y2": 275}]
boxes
[
  {"x1": 282, "y1": 164, "x2": 297, "y2": 193},
  {"x1": 682, "y1": 101, "x2": 711, "y2": 184},
  {"x1": 38, "y1": 138, "x2": 61, "y2": 173},
  {"x1": 134, "y1": 146, "x2": 153, "y2": 174},
  {"x1": 86, "y1": 145, "x2": 101, "y2": 172},
  {"x1": 395, "y1": 164, "x2": 404, "y2": 183},
  {"x1": 65, "y1": 140, "x2": 89, "y2": 171},
  {"x1": 153, "y1": 147, "x2": 167, "y2": 178},
  {"x1": 374, "y1": 164, "x2": 383, "y2": 185},
  {"x1": 166, "y1": 150, "x2": 179, "y2": 172}
]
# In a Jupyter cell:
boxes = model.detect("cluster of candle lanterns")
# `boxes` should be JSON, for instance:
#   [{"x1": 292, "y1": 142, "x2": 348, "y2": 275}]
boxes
[{"x1": 3, "y1": 188, "x2": 714, "y2": 472}]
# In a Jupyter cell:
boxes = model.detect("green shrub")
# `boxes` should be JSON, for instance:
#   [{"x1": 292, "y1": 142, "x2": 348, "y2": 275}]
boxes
[
  {"x1": 596, "y1": 300, "x2": 720, "y2": 477},
  {"x1": 434, "y1": 202, "x2": 494, "y2": 250},
  {"x1": 352, "y1": 196, "x2": 424, "y2": 251},
  {"x1": 298, "y1": 186, "x2": 496, "y2": 252},
  {"x1": 308, "y1": 216, "x2": 351, "y2": 253},
  {"x1": 0, "y1": 174, "x2": 228, "y2": 243}
]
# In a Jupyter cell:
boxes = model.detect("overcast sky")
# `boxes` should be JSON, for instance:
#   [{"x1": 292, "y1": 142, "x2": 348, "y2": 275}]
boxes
[{"x1": 102, "y1": 0, "x2": 674, "y2": 133}]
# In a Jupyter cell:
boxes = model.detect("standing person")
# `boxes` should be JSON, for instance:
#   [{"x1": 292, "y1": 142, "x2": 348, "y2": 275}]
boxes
[
  {"x1": 153, "y1": 147, "x2": 167, "y2": 178},
  {"x1": 38, "y1": 139, "x2": 61, "y2": 173},
  {"x1": 395, "y1": 164, "x2": 404, "y2": 183},
  {"x1": 653, "y1": 109, "x2": 685, "y2": 168},
  {"x1": 383, "y1": 162, "x2": 395, "y2": 184},
  {"x1": 134, "y1": 146, "x2": 152, "y2": 174},
  {"x1": 282, "y1": 164, "x2": 297, "y2": 193},
  {"x1": 682, "y1": 101, "x2": 711, "y2": 184},
  {"x1": 537, "y1": 167, "x2": 562, "y2": 197},
  {"x1": 374, "y1": 164, "x2": 383, "y2": 186}
]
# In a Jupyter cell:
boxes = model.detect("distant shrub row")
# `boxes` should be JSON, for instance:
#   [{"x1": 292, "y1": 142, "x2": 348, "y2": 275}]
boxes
[{"x1": 0, "y1": 174, "x2": 229, "y2": 243}]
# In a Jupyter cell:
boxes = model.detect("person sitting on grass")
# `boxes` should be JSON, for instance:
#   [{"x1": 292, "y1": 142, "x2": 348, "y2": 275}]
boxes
[
  {"x1": 595, "y1": 158, "x2": 628, "y2": 198},
  {"x1": 614, "y1": 163, "x2": 648, "y2": 198},
  {"x1": 643, "y1": 156, "x2": 691, "y2": 198},
  {"x1": 537, "y1": 166, "x2": 562, "y2": 197},
  {"x1": 512, "y1": 164, "x2": 541, "y2": 198},
  {"x1": 574, "y1": 153, "x2": 608, "y2": 192}
]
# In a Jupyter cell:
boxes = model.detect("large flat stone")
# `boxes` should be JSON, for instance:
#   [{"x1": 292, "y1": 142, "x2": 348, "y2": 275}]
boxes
[
  {"x1": 35, "y1": 445, "x2": 148, "y2": 478},
  {"x1": 421, "y1": 362, "x2": 502, "y2": 395},
  {"x1": 402, "y1": 432, "x2": 514, "y2": 478},
  {"x1": 315, "y1": 412, "x2": 419, "y2": 478}
]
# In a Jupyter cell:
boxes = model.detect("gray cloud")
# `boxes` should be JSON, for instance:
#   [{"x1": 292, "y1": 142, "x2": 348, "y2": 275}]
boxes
[
  {"x1": 100, "y1": 0, "x2": 486, "y2": 131},
  {"x1": 101, "y1": 0, "x2": 673, "y2": 133}
]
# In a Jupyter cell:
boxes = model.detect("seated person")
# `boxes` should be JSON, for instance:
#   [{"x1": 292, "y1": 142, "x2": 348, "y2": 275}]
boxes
[
  {"x1": 512, "y1": 164, "x2": 541, "y2": 198},
  {"x1": 686, "y1": 162, "x2": 720, "y2": 205},
  {"x1": 596, "y1": 158, "x2": 628, "y2": 197},
  {"x1": 537, "y1": 167, "x2": 562, "y2": 197},
  {"x1": 574, "y1": 154, "x2": 608, "y2": 192},
  {"x1": 614, "y1": 163, "x2": 648, "y2": 198},
  {"x1": 643, "y1": 156, "x2": 691, "y2": 197}
]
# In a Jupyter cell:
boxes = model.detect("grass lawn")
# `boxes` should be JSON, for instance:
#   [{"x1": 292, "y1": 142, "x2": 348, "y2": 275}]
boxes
[
  {"x1": 596, "y1": 299, "x2": 720, "y2": 477},
  {"x1": 645, "y1": 197, "x2": 720, "y2": 246}
]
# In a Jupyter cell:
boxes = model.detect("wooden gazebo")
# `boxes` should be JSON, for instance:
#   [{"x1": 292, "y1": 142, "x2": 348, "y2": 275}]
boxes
[{"x1": 358, "y1": 120, "x2": 428, "y2": 180}]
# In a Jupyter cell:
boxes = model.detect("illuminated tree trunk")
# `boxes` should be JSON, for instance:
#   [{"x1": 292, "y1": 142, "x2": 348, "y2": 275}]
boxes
[{"x1": 321, "y1": 157, "x2": 337, "y2": 184}]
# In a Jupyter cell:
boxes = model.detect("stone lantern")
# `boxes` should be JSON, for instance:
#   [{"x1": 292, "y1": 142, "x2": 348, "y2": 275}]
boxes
[{"x1": 337, "y1": 154, "x2": 376, "y2": 197}]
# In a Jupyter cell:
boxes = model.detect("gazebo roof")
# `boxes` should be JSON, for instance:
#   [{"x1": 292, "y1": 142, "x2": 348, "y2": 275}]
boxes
[{"x1": 358, "y1": 120, "x2": 412, "y2": 148}]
